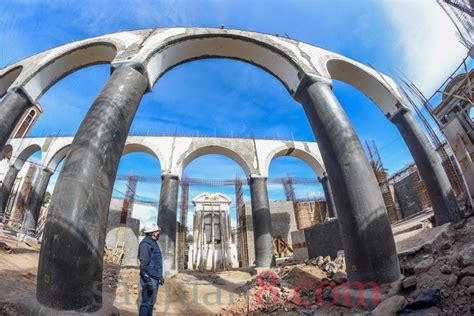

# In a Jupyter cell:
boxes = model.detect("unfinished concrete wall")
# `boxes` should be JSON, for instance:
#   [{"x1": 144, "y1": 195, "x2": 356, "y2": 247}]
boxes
[
  {"x1": 304, "y1": 219, "x2": 343, "y2": 259},
  {"x1": 290, "y1": 219, "x2": 343, "y2": 261},
  {"x1": 245, "y1": 200, "x2": 297, "y2": 265},
  {"x1": 105, "y1": 198, "x2": 140, "y2": 266},
  {"x1": 393, "y1": 173, "x2": 423, "y2": 218}
]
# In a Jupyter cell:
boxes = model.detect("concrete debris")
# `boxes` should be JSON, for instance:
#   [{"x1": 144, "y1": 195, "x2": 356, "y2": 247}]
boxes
[
  {"x1": 0, "y1": 241, "x2": 12, "y2": 254},
  {"x1": 459, "y1": 265, "x2": 474, "y2": 278},
  {"x1": 440, "y1": 264, "x2": 451, "y2": 274},
  {"x1": 459, "y1": 276, "x2": 474, "y2": 287},
  {"x1": 446, "y1": 274, "x2": 458, "y2": 287},
  {"x1": 371, "y1": 295, "x2": 407, "y2": 316},
  {"x1": 397, "y1": 214, "x2": 474, "y2": 315},
  {"x1": 414, "y1": 257, "x2": 434, "y2": 274},
  {"x1": 402, "y1": 275, "x2": 417, "y2": 288}
]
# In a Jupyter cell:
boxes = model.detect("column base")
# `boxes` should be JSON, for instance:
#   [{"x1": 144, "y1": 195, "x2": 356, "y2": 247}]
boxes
[{"x1": 18, "y1": 297, "x2": 120, "y2": 316}]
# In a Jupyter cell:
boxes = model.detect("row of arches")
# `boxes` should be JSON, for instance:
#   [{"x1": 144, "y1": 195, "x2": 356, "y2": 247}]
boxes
[
  {"x1": 2, "y1": 136, "x2": 325, "y2": 180},
  {"x1": 0, "y1": 28, "x2": 461, "y2": 313}
]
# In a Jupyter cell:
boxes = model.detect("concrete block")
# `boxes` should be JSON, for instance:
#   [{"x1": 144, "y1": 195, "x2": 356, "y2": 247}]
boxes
[{"x1": 304, "y1": 219, "x2": 343, "y2": 259}]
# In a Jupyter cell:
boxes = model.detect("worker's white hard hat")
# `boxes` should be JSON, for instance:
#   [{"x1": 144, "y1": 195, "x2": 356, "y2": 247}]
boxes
[{"x1": 143, "y1": 221, "x2": 161, "y2": 233}]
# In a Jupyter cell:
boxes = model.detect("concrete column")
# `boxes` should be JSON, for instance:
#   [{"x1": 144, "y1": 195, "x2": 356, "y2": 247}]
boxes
[
  {"x1": 157, "y1": 173, "x2": 179, "y2": 274},
  {"x1": 0, "y1": 88, "x2": 33, "y2": 151},
  {"x1": 391, "y1": 108, "x2": 461, "y2": 225},
  {"x1": 248, "y1": 176, "x2": 275, "y2": 268},
  {"x1": 0, "y1": 165, "x2": 19, "y2": 216},
  {"x1": 21, "y1": 168, "x2": 53, "y2": 236},
  {"x1": 36, "y1": 66, "x2": 148, "y2": 312},
  {"x1": 318, "y1": 175, "x2": 336, "y2": 218},
  {"x1": 294, "y1": 74, "x2": 400, "y2": 284}
]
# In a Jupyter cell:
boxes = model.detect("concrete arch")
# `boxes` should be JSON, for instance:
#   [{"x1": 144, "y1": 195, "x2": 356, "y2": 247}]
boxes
[
  {"x1": 12, "y1": 143, "x2": 41, "y2": 170},
  {"x1": 0, "y1": 66, "x2": 22, "y2": 98},
  {"x1": 323, "y1": 57, "x2": 404, "y2": 117},
  {"x1": 0, "y1": 28, "x2": 409, "y2": 119},
  {"x1": 45, "y1": 144, "x2": 70, "y2": 171},
  {"x1": 178, "y1": 145, "x2": 252, "y2": 178},
  {"x1": 263, "y1": 146, "x2": 325, "y2": 178},
  {"x1": 18, "y1": 42, "x2": 118, "y2": 101},
  {"x1": 136, "y1": 28, "x2": 314, "y2": 94},
  {"x1": 122, "y1": 142, "x2": 165, "y2": 170}
]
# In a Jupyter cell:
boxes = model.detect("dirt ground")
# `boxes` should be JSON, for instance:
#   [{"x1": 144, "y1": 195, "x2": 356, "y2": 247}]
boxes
[
  {"x1": 1, "y1": 214, "x2": 474, "y2": 315},
  {"x1": 0, "y1": 226, "x2": 254, "y2": 315}
]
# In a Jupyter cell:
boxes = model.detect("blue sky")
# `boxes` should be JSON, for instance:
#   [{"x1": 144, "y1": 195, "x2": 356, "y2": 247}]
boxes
[{"x1": 0, "y1": 0, "x2": 469, "y2": 227}]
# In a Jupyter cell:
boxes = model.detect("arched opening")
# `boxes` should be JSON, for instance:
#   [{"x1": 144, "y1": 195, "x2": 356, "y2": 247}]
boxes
[
  {"x1": 182, "y1": 154, "x2": 248, "y2": 271},
  {"x1": 28, "y1": 64, "x2": 110, "y2": 136},
  {"x1": 325, "y1": 58, "x2": 402, "y2": 116},
  {"x1": 2, "y1": 144, "x2": 42, "y2": 227},
  {"x1": 144, "y1": 31, "x2": 305, "y2": 94},
  {"x1": 265, "y1": 156, "x2": 324, "y2": 258},
  {"x1": 131, "y1": 58, "x2": 308, "y2": 140},
  {"x1": 108, "y1": 150, "x2": 162, "y2": 266},
  {"x1": 331, "y1": 79, "x2": 414, "y2": 222},
  {"x1": 23, "y1": 42, "x2": 118, "y2": 101},
  {"x1": 179, "y1": 145, "x2": 252, "y2": 178}
]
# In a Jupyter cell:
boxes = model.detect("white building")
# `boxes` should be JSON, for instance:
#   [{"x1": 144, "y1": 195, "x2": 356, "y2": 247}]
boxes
[{"x1": 188, "y1": 193, "x2": 238, "y2": 271}]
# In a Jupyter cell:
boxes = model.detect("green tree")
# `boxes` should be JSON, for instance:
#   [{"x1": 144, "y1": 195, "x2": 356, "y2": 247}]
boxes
[{"x1": 42, "y1": 192, "x2": 51, "y2": 207}]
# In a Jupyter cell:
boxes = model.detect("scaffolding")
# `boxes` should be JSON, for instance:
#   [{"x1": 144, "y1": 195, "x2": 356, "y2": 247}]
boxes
[
  {"x1": 235, "y1": 176, "x2": 249, "y2": 267},
  {"x1": 120, "y1": 175, "x2": 137, "y2": 224},
  {"x1": 399, "y1": 63, "x2": 470, "y2": 204},
  {"x1": 177, "y1": 178, "x2": 189, "y2": 271},
  {"x1": 437, "y1": 0, "x2": 473, "y2": 51},
  {"x1": 366, "y1": 141, "x2": 399, "y2": 223}
]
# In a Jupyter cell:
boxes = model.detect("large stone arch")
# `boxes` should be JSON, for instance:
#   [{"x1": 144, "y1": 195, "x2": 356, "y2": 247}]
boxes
[
  {"x1": 122, "y1": 141, "x2": 165, "y2": 171},
  {"x1": 261, "y1": 145, "x2": 325, "y2": 178},
  {"x1": 44, "y1": 144, "x2": 70, "y2": 171},
  {"x1": 17, "y1": 42, "x2": 118, "y2": 101},
  {"x1": 4, "y1": 29, "x2": 150, "y2": 102},
  {"x1": 12, "y1": 143, "x2": 42, "y2": 170},
  {"x1": 177, "y1": 144, "x2": 252, "y2": 177},
  {"x1": 133, "y1": 28, "x2": 314, "y2": 94}
]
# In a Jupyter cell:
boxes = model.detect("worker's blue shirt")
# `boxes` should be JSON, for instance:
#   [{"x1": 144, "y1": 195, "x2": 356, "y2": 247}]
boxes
[{"x1": 138, "y1": 235, "x2": 163, "y2": 280}]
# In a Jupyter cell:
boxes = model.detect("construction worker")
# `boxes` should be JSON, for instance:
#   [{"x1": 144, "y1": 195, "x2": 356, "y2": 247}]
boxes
[{"x1": 138, "y1": 221, "x2": 164, "y2": 316}]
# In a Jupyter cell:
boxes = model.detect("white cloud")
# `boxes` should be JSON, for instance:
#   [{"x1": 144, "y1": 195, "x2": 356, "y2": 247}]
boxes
[
  {"x1": 381, "y1": 1, "x2": 468, "y2": 94},
  {"x1": 131, "y1": 203, "x2": 158, "y2": 229}
]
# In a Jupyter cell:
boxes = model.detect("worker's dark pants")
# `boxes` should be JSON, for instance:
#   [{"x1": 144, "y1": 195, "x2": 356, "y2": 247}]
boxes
[{"x1": 139, "y1": 277, "x2": 159, "y2": 316}]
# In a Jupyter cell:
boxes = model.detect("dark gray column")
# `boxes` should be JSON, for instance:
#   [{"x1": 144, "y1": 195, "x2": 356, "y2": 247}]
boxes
[
  {"x1": 157, "y1": 173, "x2": 179, "y2": 274},
  {"x1": 21, "y1": 168, "x2": 53, "y2": 236},
  {"x1": 391, "y1": 109, "x2": 460, "y2": 225},
  {"x1": 318, "y1": 175, "x2": 336, "y2": 218},
  {"x1": 0, "y1": 165, "x2": 20, "y2": 216},
  {"x1": 294, "y1": 74, "x2": 400, "y2": 284},
  {"x1": 248, "y1": 176, "x2": 275, "y2": 268},
  {"x1": 36, "y1": 66, "x2": 148, "y2": 312},
  {"x1": 0, "y1": 88, "x2": 33, "y2": 151}
]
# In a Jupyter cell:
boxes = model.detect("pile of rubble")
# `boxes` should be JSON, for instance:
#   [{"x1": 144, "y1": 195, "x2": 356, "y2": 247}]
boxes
[
  {"x1": 392, "y1": 215, "x2": 474, "y2": 315},
  {"x1": 220, "y1": 254, "x2": 363, "y2": 314},
  {"x1": 221, "y1": 214, "x2": 474, "y2": 315}
]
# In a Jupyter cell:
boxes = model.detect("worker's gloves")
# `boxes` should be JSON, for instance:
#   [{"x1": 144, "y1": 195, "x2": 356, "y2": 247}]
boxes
[
  {"x1": 146, "y1": 281, "x2": 154, "y2": 294},
  {"x1": 158, "y1": 276, "x2": 165, "y2": 286}
]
